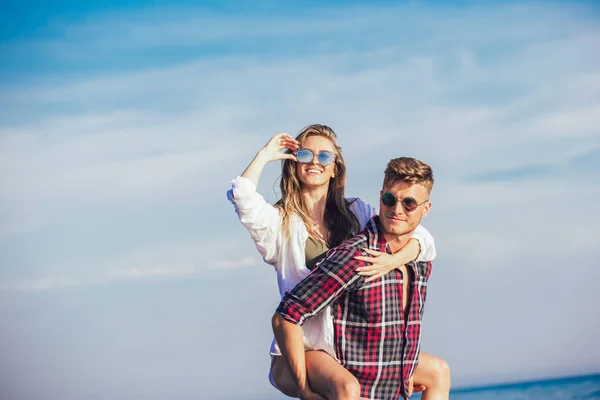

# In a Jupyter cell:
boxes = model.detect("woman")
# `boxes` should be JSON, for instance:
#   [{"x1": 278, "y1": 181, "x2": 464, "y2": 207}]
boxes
[{"x1": 227, "y1": 125, "x2": 450, "y2": 399}]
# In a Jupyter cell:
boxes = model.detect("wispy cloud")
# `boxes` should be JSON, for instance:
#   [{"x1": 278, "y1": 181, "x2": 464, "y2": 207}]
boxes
[
  {"x1": 0, "y1": 2, "x2": 599, "y2": 393},
  {"x1": 0, "y1": 252, "x2": 263, "y2": 292},
  {"x1": 1, "y1": 1, "x2": 598, "y2": 279}
]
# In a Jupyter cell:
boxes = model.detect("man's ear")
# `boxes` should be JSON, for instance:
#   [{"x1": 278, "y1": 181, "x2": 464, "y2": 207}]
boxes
[{"x1": 422, "y1": 201, "x2": 432, "y2": 217}]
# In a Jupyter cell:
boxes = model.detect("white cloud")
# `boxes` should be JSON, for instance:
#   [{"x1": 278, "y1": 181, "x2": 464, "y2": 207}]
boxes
[
  {"x1": 0, "y1": 250, "x2": 264, "y2": 292},
  {"x1": 1, "y1": 1, "x2": 599, "y2": 392},
  {"x1": 109, "y1": 264, "x2": 196, "y2": 279},
  {"x1": 1, "y1": 0, "x2": 598, "y2": 290},
  {"x1": 210, "y1": 255, "x2": 260, "y2": 270}
]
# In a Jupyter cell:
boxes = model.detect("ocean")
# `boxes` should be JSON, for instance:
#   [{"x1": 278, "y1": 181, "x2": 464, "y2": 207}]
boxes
[{"x1": 412, "y1": 374, "x2": 600, "y2": 400}]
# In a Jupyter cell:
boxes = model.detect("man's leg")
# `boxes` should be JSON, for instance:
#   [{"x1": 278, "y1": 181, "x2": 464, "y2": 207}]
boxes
[
  {"x1": 412, "y1": 352, "x2": 451, "y2": 400},
  {"x1": 271, "y1": 350, "x2": 360, "y2": 400}
]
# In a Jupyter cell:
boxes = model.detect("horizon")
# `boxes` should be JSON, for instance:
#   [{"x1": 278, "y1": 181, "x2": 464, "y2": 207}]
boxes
[{"x1": 450, "y1": 372, "x2": 600, "y2": 392}]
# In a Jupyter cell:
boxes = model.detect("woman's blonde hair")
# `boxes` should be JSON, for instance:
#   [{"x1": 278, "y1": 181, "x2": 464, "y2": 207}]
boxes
[{"x1": 277, "y1": 124, "x2": 359, "y2": 247}]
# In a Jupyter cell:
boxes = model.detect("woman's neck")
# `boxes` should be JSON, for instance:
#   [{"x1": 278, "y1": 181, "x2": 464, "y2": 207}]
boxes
[{"x1": 301, "y1": 185, "x2": 329, "y2": 224}]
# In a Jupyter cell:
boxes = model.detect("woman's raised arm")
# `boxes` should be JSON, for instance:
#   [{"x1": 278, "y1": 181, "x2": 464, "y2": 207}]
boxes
[{"x1": 241, "y1": 133, "x2": 299, "y2": 186}]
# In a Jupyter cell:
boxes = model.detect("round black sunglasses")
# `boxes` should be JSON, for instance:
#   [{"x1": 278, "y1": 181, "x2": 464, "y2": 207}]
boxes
[{"x1": 381, "y1": 192, "x2": 428, "y2": 212}]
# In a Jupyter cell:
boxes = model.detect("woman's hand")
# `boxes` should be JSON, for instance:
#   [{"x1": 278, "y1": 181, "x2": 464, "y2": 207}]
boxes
[
  {"x1": 241, "y1": 133, "x2": 299, "y2": 186},
  {"x1": 354, "y1": 248, "x2": 399, "y2": 282},
  {"x1": 258, "y1": 133, "x2": 300, "y2": 163},
  {"x1": 355, "y1": 239, "x2": 421, "y2": 282}
]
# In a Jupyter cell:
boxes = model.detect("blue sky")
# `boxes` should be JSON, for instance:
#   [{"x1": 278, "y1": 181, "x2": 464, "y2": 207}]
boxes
[{"x1": 1, "y1": 1, "x2": 599, "y2": 399}]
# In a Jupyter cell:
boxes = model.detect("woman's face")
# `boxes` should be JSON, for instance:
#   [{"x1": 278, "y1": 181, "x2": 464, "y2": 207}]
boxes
[{"x1": 295, "y1": 135, "x2": 337, "y2": 190}]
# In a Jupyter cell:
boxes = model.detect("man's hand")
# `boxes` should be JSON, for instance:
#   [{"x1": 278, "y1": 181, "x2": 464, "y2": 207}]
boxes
[{"x1": 407, "y1": 375, "x2": 426, "y2": 398}]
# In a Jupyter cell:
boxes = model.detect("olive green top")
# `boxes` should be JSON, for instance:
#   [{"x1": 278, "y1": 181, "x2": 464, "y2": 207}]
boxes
[{"x1": 305, "y1": 236, "x2": 330, "y2": 270}]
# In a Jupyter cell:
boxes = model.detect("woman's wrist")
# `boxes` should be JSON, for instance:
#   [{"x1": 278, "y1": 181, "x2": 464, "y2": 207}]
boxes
[
  {"x1": 407, "y1": 238, "x2": 421, "y2": 262},
  {"x1": 256, "y1": 148, "x2": 273, "y2": 163}
]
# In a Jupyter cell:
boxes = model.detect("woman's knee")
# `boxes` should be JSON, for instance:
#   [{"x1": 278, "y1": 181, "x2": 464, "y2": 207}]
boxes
[
  {"x1": 331, "y1": 374, "x2": 360, "y2": 400},
  {"x1": 271, "y1": 358, "x2": 300, "y2": 397},
  {"x1": 430, "y1": 358, "x2": 451, "y2": 389}
]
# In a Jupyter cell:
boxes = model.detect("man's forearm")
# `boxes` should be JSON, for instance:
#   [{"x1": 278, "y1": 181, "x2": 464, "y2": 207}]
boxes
[{"x1": 272, "y1": 313, "x2": 308, "y2": 392}]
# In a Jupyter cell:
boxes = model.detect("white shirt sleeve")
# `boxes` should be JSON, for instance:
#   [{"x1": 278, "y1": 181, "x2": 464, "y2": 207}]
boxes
[
  {"x1": 411, "y1": 224, "x2": 436, "y2": 262},
  {"x1": 227, "y1": 176, "x2": 282, "y2": 265},
  {"x1": 348, "y1": 198, "x2": 378, "y2": 230}
]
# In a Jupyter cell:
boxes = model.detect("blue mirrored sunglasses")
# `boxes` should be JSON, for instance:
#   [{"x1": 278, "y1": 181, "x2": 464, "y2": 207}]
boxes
[{"x1": 295, "y1": 148, "x2": 336, "y2": 166}]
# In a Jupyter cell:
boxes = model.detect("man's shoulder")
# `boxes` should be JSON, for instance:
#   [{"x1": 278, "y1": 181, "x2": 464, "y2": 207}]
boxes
[
  {"x1": 413, "y1": 260, "x2": 433, "y2": 279},
  {"x1": 337, "y1": 229, "x2": 369, "y2": 252},
  {"x1": 315, "y1": 232, "x2": 368, "y2": 271}
]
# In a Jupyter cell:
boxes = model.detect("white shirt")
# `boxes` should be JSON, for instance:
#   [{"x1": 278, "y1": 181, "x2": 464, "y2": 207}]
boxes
[{"x1": 227, "y1": 176, "x2": 436, "y2": 358}]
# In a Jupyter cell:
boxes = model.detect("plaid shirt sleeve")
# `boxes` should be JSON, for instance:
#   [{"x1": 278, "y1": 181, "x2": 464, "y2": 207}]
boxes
[{"x1": 276, "y1": 246, "x2": 365, "y2": 325}]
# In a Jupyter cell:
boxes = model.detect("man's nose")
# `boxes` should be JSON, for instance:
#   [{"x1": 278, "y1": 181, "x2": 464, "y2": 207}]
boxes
[{"x1": 391, "y1": 201, "x2": 405, "y2": 215}]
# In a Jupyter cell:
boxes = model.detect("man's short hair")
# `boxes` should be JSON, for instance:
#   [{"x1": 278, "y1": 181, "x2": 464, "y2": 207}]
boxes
[{"x1": 383, "y1": 157, "x2": 434, "y2": 193}]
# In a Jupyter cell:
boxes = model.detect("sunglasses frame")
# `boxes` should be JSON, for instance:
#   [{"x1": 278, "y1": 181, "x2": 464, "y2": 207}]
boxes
[
  {"x1": 295, "y1": 148, "x2": 336, "y2": 167},
  {"x1": 380, "y1": 191, "x2": 428, "y2": 213}
]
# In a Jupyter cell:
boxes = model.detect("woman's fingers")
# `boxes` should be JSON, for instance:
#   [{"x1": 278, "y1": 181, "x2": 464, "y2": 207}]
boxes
[
  {"x1": 354, "y1": 249, "x2": 384, "y2": 262},
  {"x1": 276, "y1": 136, "x2": 299, "y2": 154},
  {"x1": 281, "y1": 138, "x2": 299, "y2": 148},
  {"x1": 353, "y1": 255, "x2": 372, "y2": 264},
  {"x1": 364, "y1": 274, "x2": 383, "y2": 282},
  {"x1": 356, "y1": 267, "x2": 378, "y2": 274},
  {"x1": 277, "y1": 133, "x2": 299, "y2": 144},
  {"x1": 362, "y1": 248, "x2": 384, "y2": 256},
  {"x1": 261, "y1": 133, "x2": 299, "y2": 161},
  {"x1": 282, "y1": 154, "x2": 297, "y2": 161}
]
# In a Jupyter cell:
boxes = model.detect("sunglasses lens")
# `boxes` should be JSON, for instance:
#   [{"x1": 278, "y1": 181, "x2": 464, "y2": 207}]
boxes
[
  {"x1": 296, "y1": 149, "x2": 313, "y2": 164},
  {"x1": 381, "y1": 192, "x2": 397, "y2": 207},
  {"x1": 401, "y1": 198, "x2": 418, "y2": 212},
  {"x1": 318, "y1": 151, "x2": 335, "y2": 166}
]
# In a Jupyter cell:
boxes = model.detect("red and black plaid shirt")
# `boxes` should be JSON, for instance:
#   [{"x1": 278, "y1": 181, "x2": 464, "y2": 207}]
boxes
[{"x1": 276, "y1": 217, "x2": 432, "y2": 399}]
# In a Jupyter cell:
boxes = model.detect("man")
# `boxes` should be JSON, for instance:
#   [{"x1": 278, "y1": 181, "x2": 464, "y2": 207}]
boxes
[{"x1": 272, "y1": 157, "x2": 436, "y2": 400}]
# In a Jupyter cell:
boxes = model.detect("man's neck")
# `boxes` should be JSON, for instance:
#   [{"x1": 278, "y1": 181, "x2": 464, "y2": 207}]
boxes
[{"x1": 382, "y1": 231, "x2": 412, "y2": 254}]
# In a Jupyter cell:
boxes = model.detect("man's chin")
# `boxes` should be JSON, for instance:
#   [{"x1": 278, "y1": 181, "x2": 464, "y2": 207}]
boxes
[{"x1": 382, "y1": 224, "x2": 410, "y2": 237}]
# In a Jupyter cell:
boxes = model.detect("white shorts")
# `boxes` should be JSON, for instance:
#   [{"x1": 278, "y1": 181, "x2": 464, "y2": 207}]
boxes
[{"x1": 268, "y1": 355, "x2": 279, "y2": 390}]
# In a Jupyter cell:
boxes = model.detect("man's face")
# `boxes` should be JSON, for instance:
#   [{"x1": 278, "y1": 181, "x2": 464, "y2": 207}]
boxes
[{"x1": 379, "y1": 181, "x2": 431, "y2": 238}]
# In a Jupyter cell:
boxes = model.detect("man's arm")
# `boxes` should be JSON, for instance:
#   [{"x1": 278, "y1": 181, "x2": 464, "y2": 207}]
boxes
[
  {"x1": 272, "y1": 313, "x2": 324, "y2": 399},
  {"x1": 273, "y1": 246, "x2": 364, "y2": 395}
]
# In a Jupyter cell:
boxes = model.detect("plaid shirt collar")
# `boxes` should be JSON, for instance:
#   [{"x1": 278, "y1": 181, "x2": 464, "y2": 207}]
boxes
[{"x1": 366, "y1": 216, "x2": 386, "y2": 251}]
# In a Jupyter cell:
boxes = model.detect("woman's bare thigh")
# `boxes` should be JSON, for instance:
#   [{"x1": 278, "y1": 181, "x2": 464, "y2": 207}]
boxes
[
  {"x1": 305, "y1": 350, "x2": 360, "y2": 398},
  {"x1": 271, "y1": 351, "x2": 359, "y2": 399}
]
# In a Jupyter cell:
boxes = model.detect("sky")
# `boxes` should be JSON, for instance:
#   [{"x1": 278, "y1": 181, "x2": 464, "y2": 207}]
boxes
[{"x1": 0, "y1": 0, "x2": 599, "y2": 399}]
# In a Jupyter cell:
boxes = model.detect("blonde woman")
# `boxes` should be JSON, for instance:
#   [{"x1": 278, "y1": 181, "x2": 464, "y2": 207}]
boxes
[{"x1": 227, "y1": 125, "x2": 450, "y2": 399}]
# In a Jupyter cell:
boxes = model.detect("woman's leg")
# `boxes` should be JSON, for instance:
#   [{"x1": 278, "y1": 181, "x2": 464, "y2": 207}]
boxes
[
  {"x1": 270, "y1": 355, "x2": 300, "y2": 397},
  {"x1": 306, "y1": 350, "x2": 360, "y2": 400},
  {"x1": 270, "y1": 350, "x2": 360, "y2": 400},
  {"x1": 412, "y1": 352, "x2": 451, "y2": 400}
]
